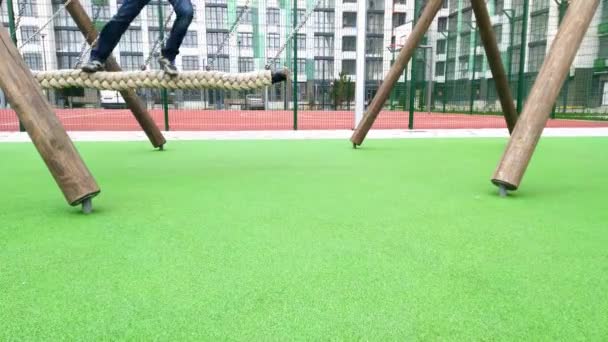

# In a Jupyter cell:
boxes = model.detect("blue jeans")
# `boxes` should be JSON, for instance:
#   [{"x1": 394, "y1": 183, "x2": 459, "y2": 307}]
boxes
[{"x1": 91, "y1": 0, "x2": 194, "y2": 63}]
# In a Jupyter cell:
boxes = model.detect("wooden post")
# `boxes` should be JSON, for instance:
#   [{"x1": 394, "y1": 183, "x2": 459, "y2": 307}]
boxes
[
  {"x1": 350, "y1": 0, "x2": 443, "y2": 146},
  {"x1": 492, "y1": 0, "x2": 600, "y2": 193},
  {"x1": 65, "y1": 0, "x2": 166, "y2": 149},
  {"x1": 471, "y1": 0, "x2": 518, "y2": 133},
  {"x1": 0, "y1": 27, "x2": 100, "y2": 211}
]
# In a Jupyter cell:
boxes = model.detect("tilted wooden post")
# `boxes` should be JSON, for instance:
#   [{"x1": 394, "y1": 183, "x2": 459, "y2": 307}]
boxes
[
  {"x1": 471, "y1": 0, "x2": 518, "y2": 133},
  {"x1": 350, "y1": 0, "x2": 443, "y2": 147},
  {"x1": 65, "y1": 0, "x2": 166, "y2": 149},
  {"x1": 0, "y1": 26, "x2": 100, "y2": 212},
  {"x1": 492, "y1": 0, "x2": 600, "y2": 194}
]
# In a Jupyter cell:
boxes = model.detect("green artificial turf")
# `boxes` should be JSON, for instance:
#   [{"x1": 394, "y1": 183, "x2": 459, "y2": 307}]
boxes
[{"x1": 1, "y1": 138, "x2": 607, "y2": 340}]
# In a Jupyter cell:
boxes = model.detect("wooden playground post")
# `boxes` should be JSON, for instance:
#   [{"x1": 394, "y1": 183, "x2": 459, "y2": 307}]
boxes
[
  {"x1": 350, "y1": 0, "x2": 443, "y2": 146},
  {"x1": 492, "y1": 0, "x2": 600, "y2": 194},
  {"x1": 65, "y1": 0, "x2": 167, "y2": 149},
  {"x1": 0, "y1": 26, "x2": 100, "y2": 212},
  {"x1": 471, "y1": 0, "x2": 518, "y2": 133}
]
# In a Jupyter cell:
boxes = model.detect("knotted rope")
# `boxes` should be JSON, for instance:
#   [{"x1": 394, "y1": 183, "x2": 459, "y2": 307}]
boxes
[{"x1": 32, "y1": 69, "x2": 273, "y2": 91}]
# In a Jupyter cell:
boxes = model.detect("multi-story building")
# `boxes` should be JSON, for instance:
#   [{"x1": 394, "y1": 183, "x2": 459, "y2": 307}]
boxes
[{"x1": 1, "y1": 0, "x2": 607, "y2": 110}]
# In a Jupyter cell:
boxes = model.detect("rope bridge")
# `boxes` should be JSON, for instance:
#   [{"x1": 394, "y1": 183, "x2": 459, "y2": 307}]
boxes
[{"x1": 32, "y1": 69, "x2": 287, "y2": 91}]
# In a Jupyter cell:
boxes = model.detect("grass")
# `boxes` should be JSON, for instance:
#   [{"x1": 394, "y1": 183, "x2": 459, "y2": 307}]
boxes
[{"x1": 1, "y1": 138, "x2": 607, "y2": 340}]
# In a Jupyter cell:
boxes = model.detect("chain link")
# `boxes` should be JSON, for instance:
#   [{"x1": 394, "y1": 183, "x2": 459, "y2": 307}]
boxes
[
  {"x1": 14, "y1": 0, "x2": 27, "y2": 30},
  {"x1": 206, "y1": 0, "x2": 251, "y2": 71},
  {"x1": 265, "y1": 0, "x2": 322, "y2": 70}
]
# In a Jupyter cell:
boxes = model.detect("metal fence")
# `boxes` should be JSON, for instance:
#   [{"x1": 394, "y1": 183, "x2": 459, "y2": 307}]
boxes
[{"x1": 1, "y1": 0, "x2": 608, "y2": 132}]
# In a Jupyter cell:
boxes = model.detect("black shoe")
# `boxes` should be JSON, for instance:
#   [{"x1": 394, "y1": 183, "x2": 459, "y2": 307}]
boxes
[
  {"x1": 158, "y1": 57, "x2": 178, "y2": 77},
  {"x1": 81, "y1": 60, "x2": 104, "y2": 73}
]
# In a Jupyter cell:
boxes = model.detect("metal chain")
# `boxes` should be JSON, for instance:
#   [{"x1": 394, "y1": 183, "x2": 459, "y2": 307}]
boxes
[
  {"x1": 14, "y1": 0, "x2": 27, "y2": 30},
  {"x1": 18, "y1": 0, "x2": 73, "y2": 49},
  {"x1": 141, "y1": 7, "x2": 174, "y2": 70},
  {"x1": 73, "y1": 4, "x2": 102, "y2": 68},
  {"x1": 265, "y1": 0, "x2": 321, "y2": 70},
  {"x1": 206, "y1": 0, "x2": 250, "y2": 71}
]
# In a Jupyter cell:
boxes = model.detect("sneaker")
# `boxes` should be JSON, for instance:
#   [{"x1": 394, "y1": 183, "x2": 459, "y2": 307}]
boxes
[
  {"x1": 81, "y1": 60, "x2": 104, "y2": 73},
  {"x1": 158, "y1": 57, "x2": 178, "y2": 77}
]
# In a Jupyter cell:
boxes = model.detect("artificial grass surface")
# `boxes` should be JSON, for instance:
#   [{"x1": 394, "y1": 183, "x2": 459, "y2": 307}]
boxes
[{"x1": 1, "y1": 138, "x2": 607, "y2": 340}]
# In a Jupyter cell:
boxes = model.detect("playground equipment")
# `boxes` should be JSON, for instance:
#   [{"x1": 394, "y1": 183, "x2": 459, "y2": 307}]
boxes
[
  {"x1": 351, "y1": 0, "x2": 599, "y2": 196},
  {"x1": 0, "y1": 25, "x2": 100, "y2": 213}
]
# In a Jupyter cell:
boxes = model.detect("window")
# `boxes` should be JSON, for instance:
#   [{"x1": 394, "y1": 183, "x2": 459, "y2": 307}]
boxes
[
  {"x1": 53, "y1": 2, "x2": 75, "y2": 27},
  {"x1": 367, "y1": 13, "x2": 383, "y2": 34},
  {"x1": 238, "y1": 32, "x2": 253, "y2": 48},
  {"x1": 21, "y1": 0, "x2": 37, "y2": 17},
  {"x1": 460, "y1": 32, "x2": 471, "y2": 56},
  {"x1": 20, "y1": 26, "x2": 39, "y2": 44},
  {"x1": 443, "y1": 0, "x2": 448, "y2": 8},
  {"x1": 492, "y1": 0, "x2": 503, "y2": 13},
  {"x1": 208, "y1": 56, "x2": 230, "y2": 72},
  {"x1": 343, "y1": 12, "x2": 356, "y2": 28},
  {"x1": 513, "y1": 19, "x2": 523, "y2": 46},
  {"x1": 528, "y1": 44, "x2": 546, "y2": 72},
  {"x1": 366, "y1": 59, "x2": 382, "y2": 80},
  {"x1": 297, "y1": 59, "x2": 306, "y2": 75},
  {"x1": 448, "y1": 36, "x2": 457, "y2": 56},
  {"x1": 315, "y1": 11, "x2": 334, "y2": 32},
  {"x1": 532, "y1": 0, "x2": 549, "y2": 12},
  {"x1": 493, "y1": 24, "x2": 502, "y2": 44},
  {"x1": 296, "y1": 34, "x2": 306, "y2": 49},
  {"x1": 459, "y1": 56, "x2": 469, "y2": 78},
  {"x1": 342, "y1": 59, "x2": 355, "y2": 75},
  {"x1": 182, "y1": 56, "x2": 199, "y2": 70},
  {"x1": 436, "y1": 61, "x2": 446, "y2": 76},
  {"x1": 438, "y1": 17, "x2": 447, "y2": 32},
  {"x1": 55, "y1": 30, "x2": 84, "y2": 53},
  {"x1": 239, "y1": 57, "x2": 254, "y2": 72},
  {"x1": 148, "y1": 28, "x2": 170, "y2": 46},
  {"x1": 448, "y1": 14, "x2": 458, "y2": 32},
  {"x1": 120, "y1": 54, "x2": 144, "y2": 71},
  {"x1": 315, "y1": 35, "x2": 334, "y2": 56},
  {"x1": 297, "y1": 9, "x2": 306, "y2": 24},
  {"x1": 529, "y1": 12, "x2": 548, "y2": 42},
  {"x1": 366, "y1": 37, "x2": 383, "y2": 55},
  {"x1": 57, "y1": 55, "x2": 80, "y2": 69},
  {"x1": 206, "y1": 0, "x2": 226, "y2": 4},
  {"x1": 23, "y1": 53, "x2": 42, "y2": 70},
  {"x1": 315, "y1": 59, "x2": 334, "y2": 79},
  {"x1": 236, "y1": 6, "x2": 252, "y2": 24},
  {"x1": 510, "y1": 47, "x2": 520, "y2": 73},
  {"x1": 343, "y1": 36, "x2": 356, "y2": 51},
  {"x1": 268, "y1": 33, "x2": 280, "y2": 50},
  {"x1": 205, "y1": 6, "x2": 227, "y2": 30},
  {"x1": 393, "y1": 13, "x2": 406, "y2": 28},
  {"x1": 183, "y1": 90, "x2": 202, "y2": 101},
  {"x1": 207, "y1": 32, "x2": 228, "y2": 53},
  {"x1": 446, "y1": 59, "x2": 455, "y2": 80},
  {"x1": 147, "y1": 5, "x2": 172, "y2": 26},
  {"x1": 91, "y1": 3, "x2": 111, "y2": 21},
  {"x1": 182, "y1": 31, "x2": 198, "y2": 48},
  {"x1": 437, "y1": 39, "x2": 446, "y2": 54},
  {"x1": 475, "y1": 55, "x2": 484, "y2": 72},
  {"x1": 119, "y1": 29, "x2": 142, "y2": 52},
  {"x1": 267, "y1": 8, "x2": 280, "y2": 26}
]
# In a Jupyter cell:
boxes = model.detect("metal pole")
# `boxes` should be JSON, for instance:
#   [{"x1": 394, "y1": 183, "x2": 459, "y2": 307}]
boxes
[
  {"x1": 157, "y1": 1, "x2": 170, "y2": 131},
  {"x1": 354, "y1": 0, "x2": 367, "y2": 127},
  {"x1": 442, "y1": 31, "x2": 449, "y2": 113},
  {"x1": 516, "y1": 0, "x2": 530, "y2": 114},
  {"x1": 408, "y1": 0, "x2": 422, "y2": 130},
  {"x1": 426, "y1": 46, "x2": 433, "y2": 115},
  {"x1": 470, "y1": 25, "x2": 478, "y2": 115},
  {"x1": 503, "y1": 10, "x2": 515, "y2": 83},
  {"x1": 5, "y1": 0, "x2": 25, "y2": 132},
  {"x1": 389, "y1": 48, "x2": 396, "y2": 110},
  {"x1": 293, "y1": 0, "x2": 298, "y2": 130}
]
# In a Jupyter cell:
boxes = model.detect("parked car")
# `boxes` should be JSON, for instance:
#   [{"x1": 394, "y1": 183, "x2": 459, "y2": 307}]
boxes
[{"x1": 245, "y1": 94, "x2": 264, "y2": 110}]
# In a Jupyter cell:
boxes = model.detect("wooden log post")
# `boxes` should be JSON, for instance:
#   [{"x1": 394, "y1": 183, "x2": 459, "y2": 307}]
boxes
[
  {"x1": 471, "y1": 0, "x2": 518, "y2": 134},
  {"x1": 0, "y1": 26, "x2": 100, "y2": 211},
  {"x1": 65, "y1": 0, "x2": 166, "y2": 149},
  {"x1": 492, "y1": 0, "x2": 600, "y2": 193},
  {"x1": 350, "y1": 0, "x2": 443, "y2": 146}
]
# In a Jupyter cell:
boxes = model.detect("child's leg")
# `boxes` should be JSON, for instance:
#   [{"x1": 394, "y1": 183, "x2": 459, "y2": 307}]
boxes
[
  {"x1": 90, "y1": 0, "x2": 151, "y2": 63},
  {"x1": 162, "y1": 0, "x2": 194, "y2": 62}
]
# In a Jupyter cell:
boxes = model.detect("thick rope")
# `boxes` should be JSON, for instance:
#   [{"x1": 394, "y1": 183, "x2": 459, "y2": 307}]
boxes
[{"x1": 32, "y1": 69, "x2": 273, "y2": 91}]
